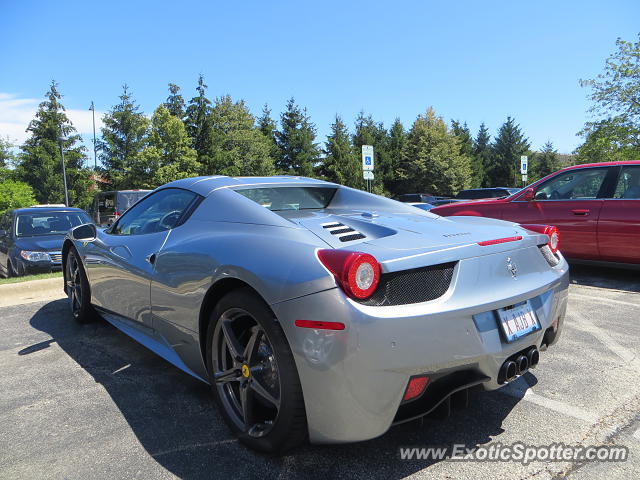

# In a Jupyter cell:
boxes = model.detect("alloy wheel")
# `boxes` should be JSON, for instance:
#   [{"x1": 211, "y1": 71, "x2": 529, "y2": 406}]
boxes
[{"x1": 212, "y1": 308, "x2": 281, "y2": 438}]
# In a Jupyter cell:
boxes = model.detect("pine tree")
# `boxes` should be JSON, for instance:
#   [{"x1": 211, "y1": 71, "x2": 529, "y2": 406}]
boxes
[
  {"x1": 387, "y1": 118, "x2": 406, "y2": 195},
  {"x1": 275, "y1": 98, "x2": 319, "y2": 176},
  {"x1": 257, "y1": 104, "x2": 280, "y2": 162},
  {"x1": 322, "y1": 115, "x2": 359, "y2": 187},
  {"x1": 398, "y1": 107, "x2": 472, "y2": 196},
  {"x1": 533, "y1": 141, "x2": 558, "y2": 181},
  {"x1": 452, "y1": 120, "x2": 482, "y2": 187},
  {"x1": 474, "y1": 123, "x2": 492, "y2": 187},
  {"x1": 98, "y1": 84, "x2": 149, "y2": 189},
  {"x1": 185, "y1": 75, "x2": 213, "y2": 169},
  {"x1": 17, "y1": 81, "x2": 93, "y2": 207},
  {"x1": 489, "y1": 117, "x2": 530, "y2": 187},
  {"x1": 164, "y1": 83, "x2": 186, "y2": 119},
  {"x1": 131, "y1": 105, "x2": 200, "y2": 188},
  {"x1": 208, "y1": 96, "x2": 275, "y2": 176}
]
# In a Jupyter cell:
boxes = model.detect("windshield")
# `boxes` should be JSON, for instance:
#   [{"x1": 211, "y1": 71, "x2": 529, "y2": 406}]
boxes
[
  {"x1": 235, "y1": 187, "x2": 337, "y2": 211},
  {"x1": 16, "y1": 212, "x2": 92, "y2": 237}
]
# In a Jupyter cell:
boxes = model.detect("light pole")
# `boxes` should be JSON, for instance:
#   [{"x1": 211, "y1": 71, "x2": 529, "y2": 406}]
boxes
[
  {"x1": 89, "y1": 101, "x2": 97, "y2": 169},
  {"x1": 59, "y1": 124, "x2": 70, "y2": 207}
]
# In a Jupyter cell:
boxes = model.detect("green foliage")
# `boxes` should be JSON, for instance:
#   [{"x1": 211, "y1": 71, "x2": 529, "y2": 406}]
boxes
[
  {"x1": 580, "y1": 34, "x2": 640, "y2": 125},
  {"x1": 533, "y1": 141, "x2": 559, "y2": 181},
  {"x1": 474, "y1": 123, "x2": 493, "y2": 187},
  {"x1": 321, "y1": 115, "x2": 360, "y2": 187},
  {"x1": 351, "y1": 112, "x2": 392, "y2": 192},
  {"x1": 207, "y1": 96, "x2": 275, "y2": 176},
  {"x1": 452, "y1": 120, "x2": 483, "y2": 187},
  {"x1": 488, "y1": 117, "x2": 530, "y2": 187},
  {"x1": 164, "y1": 83, "x2": 186, "y2": 119},
  {"x1": 99, "y1": 84, "x2": 149, "y2": 189},
  {"x1": 0, "y1": 179, "x2": 36, "y2": 213},
  {"x1": 185, "y1": 75, "x2": 213, "y2": 167},
  {"x1": 275, "y1": 98, "x2": 319, "y2": 176},
  {"x1": 1, "y1": 136, "x2": 15, "y2": 168},
  {"x1": 257, "y1": 104, "x2": 281, "y2": 161},
  {"x1": 398, "y1": 107, "x2": 472, "y2": 196},
  {"x1": 385, "y1": 118, "x2": 407, "y2": 195},
  {"x1": 576, "y1": 116, "x2": 640, "y2": 163},
  {"x1": 577, "y1": 34, "x2": 640, "y2": 163},
  {"x1": 16, "y1": 81, "x2": 93, "y2": 207},
  {"x1": 132, "y1": 105, "x2": 200, "y2": 187}
]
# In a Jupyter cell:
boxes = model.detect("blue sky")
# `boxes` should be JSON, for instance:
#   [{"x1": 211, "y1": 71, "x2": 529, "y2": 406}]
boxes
[{"x1": 1, "y1": 0, "x2": 638, "y2": 158}]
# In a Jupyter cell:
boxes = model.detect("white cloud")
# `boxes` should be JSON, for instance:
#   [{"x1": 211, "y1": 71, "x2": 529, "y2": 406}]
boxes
[{"x1": 0, "y1": 93, "x2": 104, "y2": 146}]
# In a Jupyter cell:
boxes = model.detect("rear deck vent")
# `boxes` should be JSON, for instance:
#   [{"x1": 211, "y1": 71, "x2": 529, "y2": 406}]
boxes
[{"x1": 321, "y1": 222, "x2": 366, "y2": 242}]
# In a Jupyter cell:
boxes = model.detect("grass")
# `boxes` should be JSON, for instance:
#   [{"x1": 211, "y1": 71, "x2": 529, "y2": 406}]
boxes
[{"x1": 0, "y1": 271, "x2": 63, "y2": 285}]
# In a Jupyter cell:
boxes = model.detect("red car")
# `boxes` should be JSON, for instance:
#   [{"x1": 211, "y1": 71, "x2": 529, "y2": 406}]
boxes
[{"x1": 430, "y1": 161, "x2": 640, "y2": 266}]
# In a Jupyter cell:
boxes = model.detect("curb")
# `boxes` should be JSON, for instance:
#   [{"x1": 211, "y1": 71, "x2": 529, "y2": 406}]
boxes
[{"x1": 0, "y1": 277, "x2": 66, "y2": 308}]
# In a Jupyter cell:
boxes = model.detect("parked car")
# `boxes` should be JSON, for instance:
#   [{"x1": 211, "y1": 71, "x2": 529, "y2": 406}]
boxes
[
  {"x1": 0, "y1": 206, "x2": 92, "y2": 277},
  {"x1": 431, "y1": 161, "x2": 640, "y2": 266},
  {"x1": 397, "y1": 193, "x2": 450, "y2": 203},
  {"x1": 429, "y1": 198, "x2": 468, "y2": 207},
  {"x1": 63, "y1": 175, "x2": 568, "y2": 452},
  {"x1": 455, "y1": 187, "x2": 521, "y2": 200},
  {"x1": 90, "y1": 190, "x2": 151, "y2": 226},
  {"x1": 407, "y1": 202, "x2": 435, "y2": 211}
]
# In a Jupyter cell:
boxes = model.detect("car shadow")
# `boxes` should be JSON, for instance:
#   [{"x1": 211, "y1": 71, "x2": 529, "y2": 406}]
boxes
[
  {"x1": 24, "y1": 299, "x2": 531, "y2": 479},
  {"x1": 569, "y1": 263, "x2": 640, "y2": 293}
]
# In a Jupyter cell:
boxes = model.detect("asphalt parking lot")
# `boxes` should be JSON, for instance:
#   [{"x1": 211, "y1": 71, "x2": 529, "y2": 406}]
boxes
[{"x1": 1, "y1": 265, "x2": 639, "y2": 479}]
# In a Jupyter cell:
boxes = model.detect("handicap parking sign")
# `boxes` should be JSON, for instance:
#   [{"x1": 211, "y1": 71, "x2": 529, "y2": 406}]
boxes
[{"x1": 365, "y1": 156, "x2": 372, "y2": 165}]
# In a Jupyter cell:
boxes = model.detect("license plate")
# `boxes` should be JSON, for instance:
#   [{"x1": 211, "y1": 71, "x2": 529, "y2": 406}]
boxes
[{"x1": 497, "y1": 302, "x2": 540, "y2": 343}]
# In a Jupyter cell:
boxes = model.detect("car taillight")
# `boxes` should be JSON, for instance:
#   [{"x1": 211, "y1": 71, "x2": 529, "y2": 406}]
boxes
[
  {"x1": 403, "y1": 375, "x2": 430, "y2": 402},
  {"x1": 520, "y1": 224, "x2": 560, "y2": 254},
  {"x1": 317, "y1": 249, "x2": 381, "y2": 299}
]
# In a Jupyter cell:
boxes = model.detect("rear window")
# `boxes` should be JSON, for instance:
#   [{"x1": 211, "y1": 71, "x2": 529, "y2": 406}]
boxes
[
  {"x1": 96, "y1": 192, "x2": 116, "y2": 214},
  {"x1": 398, "y1": 194, "x2": 421, "y2": 202},
  {"x1": 456, "y1": 190, "x2": 486, "y2": 199},
  {"x1": 16, "y1": 211, "x2": 91, "y2": 237},
  {"x1": 235, "y1": 187, "x2": 337, "y2": 211}
]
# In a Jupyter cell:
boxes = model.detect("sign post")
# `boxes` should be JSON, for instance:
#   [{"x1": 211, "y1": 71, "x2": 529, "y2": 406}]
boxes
[
  {"x1": 520, "y1": 156, "x2": 528, "y2": 187},
  {"x1": 362, "y1": 145, "x2": 374, "y2": 192}
]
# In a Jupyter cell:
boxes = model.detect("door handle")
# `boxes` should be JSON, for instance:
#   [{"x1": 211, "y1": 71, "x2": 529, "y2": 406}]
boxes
[
  {"x1": 571, "y1": 209, "x2": 590, "y2": 216},
  {"x1": 146, "y1": 253, "x2": 157, "y2": 264}
]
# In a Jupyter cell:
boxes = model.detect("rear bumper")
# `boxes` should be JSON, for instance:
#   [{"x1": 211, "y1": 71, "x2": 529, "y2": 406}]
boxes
[{"x1": 272, "y1": 247, "x2": 569, "y2": 444}]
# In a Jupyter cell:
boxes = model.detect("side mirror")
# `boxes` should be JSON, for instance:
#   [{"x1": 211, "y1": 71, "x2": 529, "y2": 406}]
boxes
[
  {"x1": 70, "y1": 223, "x2": 97, "y2": 242},
  {"x1": 520, "y1": 187, "x2": 535, "y2": 202}
]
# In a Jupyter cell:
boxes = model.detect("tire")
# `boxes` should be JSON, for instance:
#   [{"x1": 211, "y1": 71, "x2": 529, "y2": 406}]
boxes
[
  {"x1": 65, "y1": 248, "x2": 95, "y2": 323},
  {"x1": 7, "y1": 260, "x2": 15, "y2": 278},
  {"x1": 206, "y1": 288, "x2": 307, "y2": 453}
]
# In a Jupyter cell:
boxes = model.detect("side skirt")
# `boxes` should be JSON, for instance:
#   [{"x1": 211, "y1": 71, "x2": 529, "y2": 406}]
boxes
[{"x1": 95, "y1": 306, "x2": 210, "y2": 385}]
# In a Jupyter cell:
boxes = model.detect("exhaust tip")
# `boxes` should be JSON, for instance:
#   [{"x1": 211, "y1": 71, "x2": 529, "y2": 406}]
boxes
[
  {"x1": 500, "y1": 360, "x2": 518, "y2": 383},
  {"x1": 527, "y1": 347, "x2": 540, "y2": 368},
  {"x1": 515, "y1": 355, "x2": 529, "y2": 375}
]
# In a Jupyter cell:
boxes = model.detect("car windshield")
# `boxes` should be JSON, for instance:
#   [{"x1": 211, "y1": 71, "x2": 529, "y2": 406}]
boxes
[
  {"x1": 235, "y1": 187, "x2": 337, "y2": 211},
  {"x1": 16, "y1": 212, "x2": 91, "y2": 237}
]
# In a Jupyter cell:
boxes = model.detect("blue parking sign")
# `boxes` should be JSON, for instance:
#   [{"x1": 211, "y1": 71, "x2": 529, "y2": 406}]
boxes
[{"x1": 365, "y1": 156, "x2": 372, "y2": 165}]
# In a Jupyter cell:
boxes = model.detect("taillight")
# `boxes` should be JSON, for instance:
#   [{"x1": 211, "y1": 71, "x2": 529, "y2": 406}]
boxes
[
  {"x1": 317, "y1": 249, "x2": 381, "y2": 299},
  {"x1": 403, "y1": 375, "x2": 430, "y2": 402},
  {"x1": 520, "y1": 224, "x2": 560, "y2": 254}
]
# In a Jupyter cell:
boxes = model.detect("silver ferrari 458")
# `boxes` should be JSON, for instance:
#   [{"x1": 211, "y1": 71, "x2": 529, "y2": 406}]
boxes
[{"x1": 63, "y1": 175, "x2": 568, "y2": 452}]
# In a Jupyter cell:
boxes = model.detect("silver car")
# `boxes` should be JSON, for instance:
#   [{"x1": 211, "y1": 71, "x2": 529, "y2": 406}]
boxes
[{"x1": 63, "y1": 176, "x2": 568, "y2": 452}]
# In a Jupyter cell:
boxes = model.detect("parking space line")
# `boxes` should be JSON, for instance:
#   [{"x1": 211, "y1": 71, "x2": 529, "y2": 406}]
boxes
[
  {"x1": 568, "y1": 312, "x2": 639, "y2": 365},
  {"x1": 500, "y1": 382, "x2": 599, "y2": 424},
  {"x1": 634, "y1": 428, "x2": 640, "y2": 441},
  {"x1": 570, "y1": 293, "x2": 639, "y2": 308}
]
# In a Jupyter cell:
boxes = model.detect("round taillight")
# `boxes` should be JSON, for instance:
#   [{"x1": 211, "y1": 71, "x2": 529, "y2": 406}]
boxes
[
  {"x1": 548, "y1": 227, "x2": 560, "y2": 254},
  {"x1": 317, "y1": 250, "x2": 381, "y2": 299}
]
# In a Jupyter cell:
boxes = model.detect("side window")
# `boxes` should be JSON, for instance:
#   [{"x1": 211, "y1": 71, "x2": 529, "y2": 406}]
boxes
[
  {"x1": 534, "y1": 168, "x2": 608, "y2": 201},
  {"x1": 110, "y1": 189, "x2": 198, "y2": 236},
  {"x1": 0, "y1": 215, "x2": 8, "y2": 234},
  {"x1": 612, "y1": 166, "x2": 640, "y2": 199}
]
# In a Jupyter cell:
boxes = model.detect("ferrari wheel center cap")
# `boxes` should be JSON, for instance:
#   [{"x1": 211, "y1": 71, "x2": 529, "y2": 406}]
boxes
[{"x1": 241, "y1": 364, "x2": 250, "y2": 378}]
